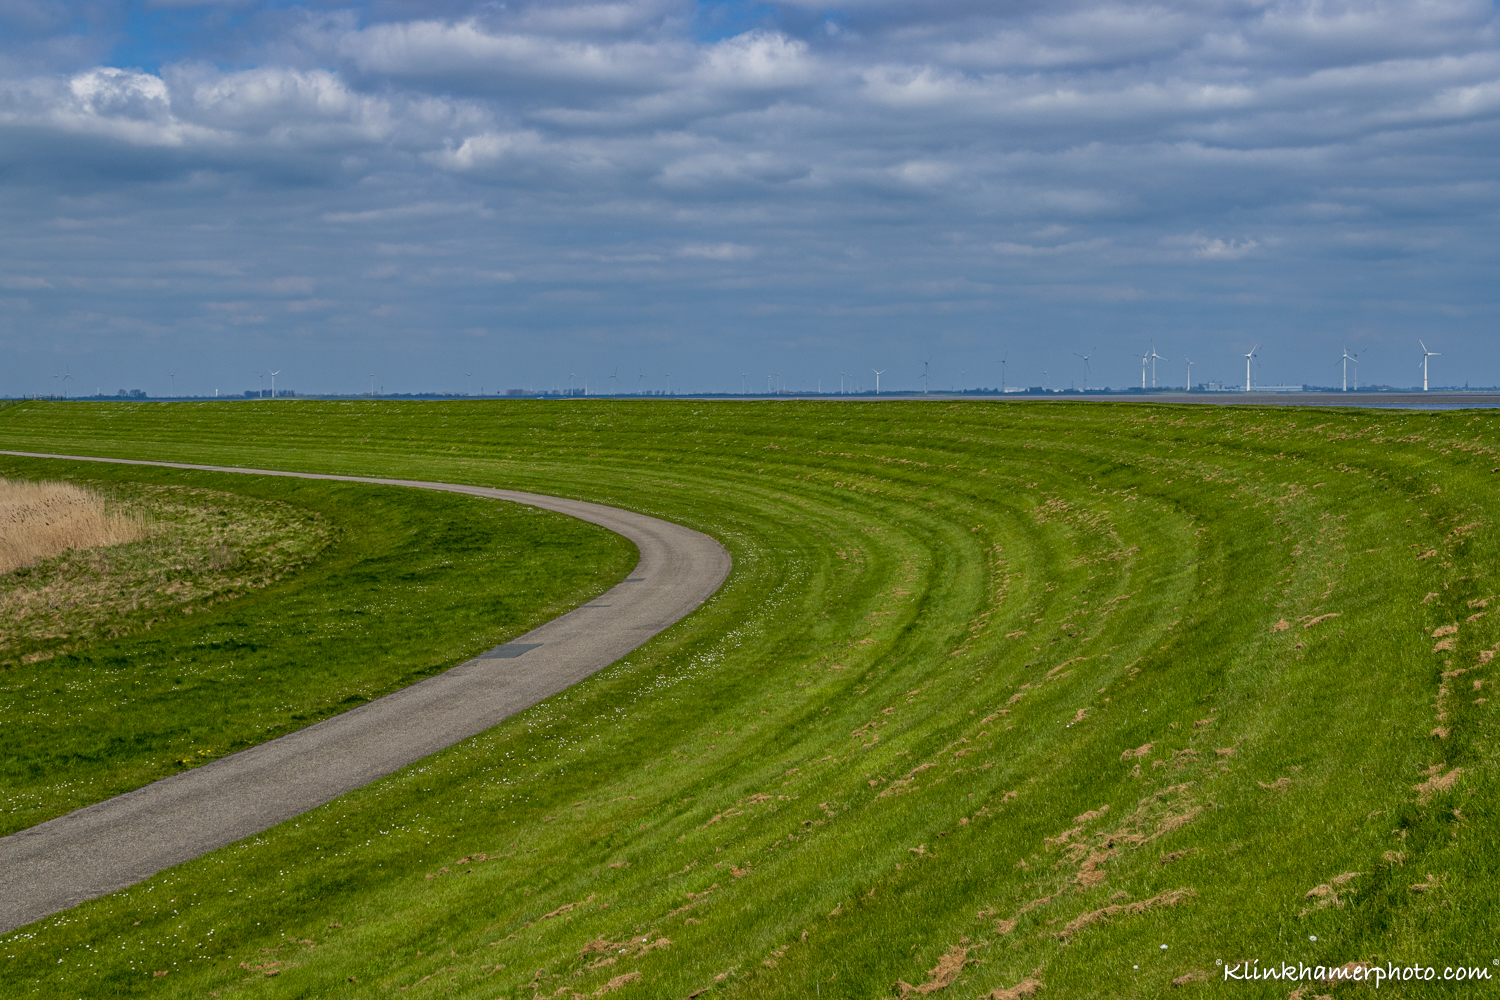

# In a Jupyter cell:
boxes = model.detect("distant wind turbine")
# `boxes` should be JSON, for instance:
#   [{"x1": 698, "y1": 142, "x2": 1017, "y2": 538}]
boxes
[
  {"x1": 1000, "y1": 353, "x2": 1008, "y2": 393},
  {"x1": 1072, "y1": 348, "x2": 1097, "y2": 391},
  {"x1": 919, "y1": 358, "x2": 931, "y2": 393},
  {"x1": 637, "y1": 372, "x2": 647, "y2": 394},
  {"x1": 1242, "y1": 344, "x2": 1259, "y2": 392},
  {"x1": 1185, "y1": 357, "x2": 1196, "y2": 391},
  {"x1": 872, "y1": 368, "x2": 886, "y2": 394},
  {"x1": 1149, "y1": 346, "x2": 1167, "y2": 389},
  {"x1": 1338, "y1": 346, "x2": 1358, "y2": 392},
  {"x1": 610, "y1": 367, "x2": 621, "y2": 394},
  {"x1": 740, "y1": 372, "x2": 747, "y2": 395},
  {"x1": 665, "y1": 372, "x2": 671, "y2": 395},
  {"x1": 1420, "y1": 340, "x2": 1440, "y2": 391},
  {"x1": 1140, "y1": 350, "x2": 1150, "y2": 390},
  {"x1": 269, "y1": 369, "x2": 281, "y2": 399},
  {"x1": 166, "y1": 372, "x2": 175, "y2": 397},
  {"x1": 369, "y1": 373, "x2": 376, "y2": 397}
]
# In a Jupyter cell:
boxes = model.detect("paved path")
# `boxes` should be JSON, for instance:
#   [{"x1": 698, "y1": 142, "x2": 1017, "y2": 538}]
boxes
[{"x1": 0, "y1": 452, "x2": 731, "y2": 933}]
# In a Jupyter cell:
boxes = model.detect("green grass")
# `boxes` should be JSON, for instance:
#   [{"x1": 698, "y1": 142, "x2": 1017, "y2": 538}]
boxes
[
  {"x1": 0, "y1": 453, "x2": 636, "y2": 835},
  {"x1": 0, "y1": 399, "x2": 1496, "y2": 999}
]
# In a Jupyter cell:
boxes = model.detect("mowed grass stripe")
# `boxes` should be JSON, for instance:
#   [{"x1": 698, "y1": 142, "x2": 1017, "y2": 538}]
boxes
[{"x1": 0, "y1": 400, "x2": 1491, "y2": 999}]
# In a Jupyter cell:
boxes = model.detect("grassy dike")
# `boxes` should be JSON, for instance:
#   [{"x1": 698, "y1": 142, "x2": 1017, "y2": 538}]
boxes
[
  {"x1": 0, "y1": 399, "x2": 1494, "y2": 999},
  {"x1": 0, "y1": 453, "x2": 636, "y2": 835}
]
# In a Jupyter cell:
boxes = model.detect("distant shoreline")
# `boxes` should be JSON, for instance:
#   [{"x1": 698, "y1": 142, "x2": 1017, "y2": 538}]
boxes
[{"x1": 13, "y1": 391, "x2": 1500, "y2": 410}]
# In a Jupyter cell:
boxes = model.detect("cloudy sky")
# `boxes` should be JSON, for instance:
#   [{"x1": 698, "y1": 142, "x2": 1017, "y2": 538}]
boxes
[{"x1": 1, "y1": 0, "x2": 1497, "y2": 396}]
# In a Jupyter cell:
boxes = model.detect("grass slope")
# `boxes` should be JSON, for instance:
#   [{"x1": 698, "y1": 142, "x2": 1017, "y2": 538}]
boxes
[
  {"x1": 2, "y1": 477, "x2": 332, "y2": 666},
  {"x1": 0, "y1": 399, "x2": 1495, "y2": 999},
  {"x1": 0, "y1": 454, "x2": 635, "y2": 835}
]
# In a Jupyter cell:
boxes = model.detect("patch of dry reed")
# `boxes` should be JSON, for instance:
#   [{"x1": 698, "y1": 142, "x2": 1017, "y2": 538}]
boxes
[{"x1": 0, "y1": 478, "x2": 146, "y2": 574}]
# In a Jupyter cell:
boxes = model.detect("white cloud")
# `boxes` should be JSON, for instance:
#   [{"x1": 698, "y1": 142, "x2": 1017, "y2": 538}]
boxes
[
  {"x1": 1193, "y1": 237, "x2": 1261, "y2": 260},
  {"x1": 992, "y1": 238, "x2": 1110, "y2": 256},
  {"x1": 680, "y1": 243, "x2": 756, "y2": 260}
]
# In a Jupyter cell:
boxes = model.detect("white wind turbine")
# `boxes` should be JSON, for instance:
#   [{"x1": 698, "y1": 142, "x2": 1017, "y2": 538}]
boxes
[
  {"x1": 1000, "y1": 353, "x2": 1008, "y2": 393},
  {"x1": 1185, "y1": 357, "x2": 1196, "y2": 391},
  {"x1": 369, "y1": 373, "x2": 376, "y2": 397},
  {"x1": 740, "y1": 372, "x2": 747, "y2": 395},
  {"x1": 269, "y1": 369, "x2": 281, "y2": 399},
  {"x1": 1338, "y1": 346, "x2": 1358, "y2": 391},
  {"x1": 1242, "y1": 344, "x2": 1259, "y2": 391},
  {"x1": 610, "y1": 368, "x2": 621, "y2": 394},
  {"x1": 1140, "y1": 350, "x2": 1149, "y2": 389},
  {"x1": 1420, "y1": 340, "x2": 1440, "y2": 391},
  {"x1": 1072, "y1": 348, "x2": 1097, "y2": 391},
  {"x1": 919, "y1": 358, "x2": 931, "y2": 393},
  {"x1": 637, "y1": 372, "x2": 647, "y2": 394},
  {"x1": 872, "y1": 368, "x2": 886, "y2": 394},
  {"x1": 1150, "y1": 346, "x2": 1167, "y2": 388}
]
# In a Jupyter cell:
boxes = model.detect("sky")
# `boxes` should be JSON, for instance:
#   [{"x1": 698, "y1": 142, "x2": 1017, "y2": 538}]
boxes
[{"x1": 0, "y1": 0, "x2": 1497, "y2": 397}]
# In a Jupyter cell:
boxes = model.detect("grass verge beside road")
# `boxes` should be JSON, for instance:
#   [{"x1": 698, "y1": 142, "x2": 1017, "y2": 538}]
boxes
[
  {"x1": 0, "y1": 399, "x2": 1495, "y2": 999},
  {"x1": 0, "y1": 453, "x2": 636, "y2": 835}
]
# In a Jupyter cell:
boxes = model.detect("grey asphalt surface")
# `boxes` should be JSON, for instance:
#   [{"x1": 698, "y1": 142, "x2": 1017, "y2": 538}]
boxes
[{"x1": 0, "y1": 452, "x2": 731, "y2": 933}]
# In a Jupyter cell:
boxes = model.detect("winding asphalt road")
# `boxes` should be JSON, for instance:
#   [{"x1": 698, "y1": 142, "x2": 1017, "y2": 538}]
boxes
[{"x1": 0, "y1": 452, "x2": 731, "y2": 933}]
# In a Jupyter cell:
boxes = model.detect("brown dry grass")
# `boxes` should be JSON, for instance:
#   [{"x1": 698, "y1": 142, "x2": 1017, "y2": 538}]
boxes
[
  {"x1": 896, "y1": 945, "x2": 968, "y2": 995},
  {"x1": 0, "y1": 478, "x2": 146, "y2": 574},
  {"x1": 1413, "y1": 767, "x2": 1462, "y2": 803},
  {"x1": 1055, "y1": 888, "x2": 1197, "y2": 939},
  {"x1": 987, "y1": 978, "x2": 1042, "y2": 999}
]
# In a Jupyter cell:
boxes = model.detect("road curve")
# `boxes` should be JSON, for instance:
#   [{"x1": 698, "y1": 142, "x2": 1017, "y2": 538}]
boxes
[{"x1": 0, "y1": 451, "x2": 732, "y2": 933}]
